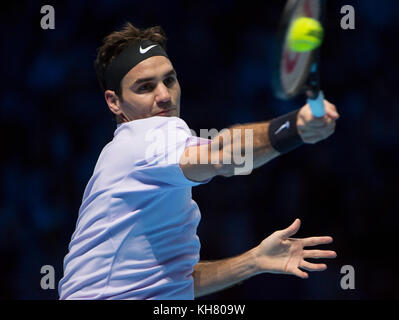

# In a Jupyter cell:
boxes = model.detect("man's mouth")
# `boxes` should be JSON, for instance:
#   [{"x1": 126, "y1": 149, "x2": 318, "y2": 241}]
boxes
[{"x1": 154, "y1": 108, "x2": 176, "y2": 116}]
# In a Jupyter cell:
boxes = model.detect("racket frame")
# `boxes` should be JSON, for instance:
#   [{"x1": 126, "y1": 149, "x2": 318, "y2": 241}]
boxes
[{"x1": 272, "y1": 0, "x2": 327, "y2": 101}]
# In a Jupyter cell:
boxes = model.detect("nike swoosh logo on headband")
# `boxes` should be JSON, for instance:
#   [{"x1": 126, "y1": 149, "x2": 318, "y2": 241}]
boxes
[{"x1": 139, "y1": 45, "x2": 157, "y2": 54}]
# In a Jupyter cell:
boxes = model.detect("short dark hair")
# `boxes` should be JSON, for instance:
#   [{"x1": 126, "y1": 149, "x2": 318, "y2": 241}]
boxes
[{"x1": 94, "y1": 22, "x2": 168, "y2": 98}]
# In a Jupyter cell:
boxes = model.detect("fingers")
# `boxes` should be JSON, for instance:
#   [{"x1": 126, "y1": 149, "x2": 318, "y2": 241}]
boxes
[
  {"x1": 298, "y1": 100, "x2": 339, "y2": 144},
  {"x1": 304, "y1": 119, "x2": 336, "y2": 142},
  {"x1": 297, "y1": 249, "x2": 337, "y2": 275},
  {"x1": 307, "y1": 100, "x2": 339, "y2": 126},
  {"x1": 302, "y1": 236, "x2": 333, "y2": 247},
  {"x1": 299, "y1": 260, "x2": 327, "y2": 272},
  {"x1": 325, "y1": 101, "x2": 340, "y2": 120},
  {"x1": 308, "y1": 112, "x2": 336, "y2": 129},
  {"x1": 303, "y1": 249, "x2": 337, "y2": 259},
  {"x1": 292, "y1": 252, "x2": 336, "y2": 278},
  {"x1": 292, "y1": 261, "x2": 329, "y2": 279},
  {"x1": 293, "y1": 268, "x2": 309, "y2": 279},
  {"x1": 279, "y1": 219, "x2": 301, "y2": 239}
]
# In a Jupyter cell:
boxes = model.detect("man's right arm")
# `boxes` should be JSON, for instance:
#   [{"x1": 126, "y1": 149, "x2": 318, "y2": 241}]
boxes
[
  {"x1": 180, "y1": 101, "x2": 339, "y2": 182},
  {"x1": 179, "y1": 120, "x2": 279, "y2": 182}
]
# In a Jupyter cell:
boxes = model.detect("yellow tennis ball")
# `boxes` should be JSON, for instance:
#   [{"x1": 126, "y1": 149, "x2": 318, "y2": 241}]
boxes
[{"x1": 287, "y1": 17, "x2": 324, "y2": 52}]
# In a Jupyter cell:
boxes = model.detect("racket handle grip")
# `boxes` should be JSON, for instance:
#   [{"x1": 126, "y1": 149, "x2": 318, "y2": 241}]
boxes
[{"x1": 307, "y1": 91, "x2": 325, "y2": 117}]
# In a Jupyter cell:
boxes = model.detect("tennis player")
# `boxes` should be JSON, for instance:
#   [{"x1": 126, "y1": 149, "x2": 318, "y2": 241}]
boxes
[{"x1": 58, "y1": 22, "x2": 339, "y2": 300}]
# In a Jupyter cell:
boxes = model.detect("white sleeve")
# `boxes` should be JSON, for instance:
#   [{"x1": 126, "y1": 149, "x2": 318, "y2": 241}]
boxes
[{"x1": 133, "y1": 117, "x2": 213, "y2": 187}]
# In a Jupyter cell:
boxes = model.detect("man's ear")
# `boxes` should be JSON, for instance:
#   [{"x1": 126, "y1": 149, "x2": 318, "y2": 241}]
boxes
[{"x1": 105, "y1": 90, "x2": 123, "y2": 116}]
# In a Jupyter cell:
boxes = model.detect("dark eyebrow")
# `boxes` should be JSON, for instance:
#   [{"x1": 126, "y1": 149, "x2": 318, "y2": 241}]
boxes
[{"x1": 132, "y1": 69, "x2": 176, "y2": 87}]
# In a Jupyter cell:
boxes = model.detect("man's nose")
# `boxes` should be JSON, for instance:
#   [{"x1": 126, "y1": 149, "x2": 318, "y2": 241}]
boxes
[{"x1": 155, "y1": 83, "x2": 171, "y2": 104}]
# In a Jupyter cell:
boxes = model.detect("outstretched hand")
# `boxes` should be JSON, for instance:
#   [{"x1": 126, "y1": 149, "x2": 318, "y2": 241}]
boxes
[{"x1": 254, "y1": 219, "x2": 337, "y2": 279}]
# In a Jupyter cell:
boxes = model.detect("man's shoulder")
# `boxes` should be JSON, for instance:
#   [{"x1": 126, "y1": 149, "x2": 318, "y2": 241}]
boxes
[
  {"x1": 107, "y1": 116, "x2": 193, "y2": 164},
  {"x1": 115, "y1": 116, "x2": 189, "y2": 136}
]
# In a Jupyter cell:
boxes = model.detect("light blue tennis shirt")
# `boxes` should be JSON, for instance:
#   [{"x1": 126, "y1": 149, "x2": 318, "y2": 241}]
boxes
[{"x1": 58, "y1": 116, "x2": 212, "y2": 299}]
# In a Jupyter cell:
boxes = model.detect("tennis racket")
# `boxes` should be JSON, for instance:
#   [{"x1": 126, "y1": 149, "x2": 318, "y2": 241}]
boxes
[{"x1": 272, "y1": 0, "x2": 327, "y2": 117}]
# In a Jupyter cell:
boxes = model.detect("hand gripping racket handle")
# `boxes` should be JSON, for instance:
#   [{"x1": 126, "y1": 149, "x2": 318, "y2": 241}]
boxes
[{"x1": 307, "y1": 91, "x2": 325, "y2": 117}]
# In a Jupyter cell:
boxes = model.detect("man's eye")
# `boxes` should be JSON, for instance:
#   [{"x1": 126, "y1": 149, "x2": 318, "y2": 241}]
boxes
[
  {"x1": 138, "y1": 83, "x2": 154, "y2": 92},
  {"x1": 164, "y1": 77, "x2": 176, "y2": 86}
]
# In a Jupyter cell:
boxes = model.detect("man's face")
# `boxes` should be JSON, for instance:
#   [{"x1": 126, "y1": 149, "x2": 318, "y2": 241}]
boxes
[{"x1": 107, "y1": 56, "x2": 181, "y2": 122}]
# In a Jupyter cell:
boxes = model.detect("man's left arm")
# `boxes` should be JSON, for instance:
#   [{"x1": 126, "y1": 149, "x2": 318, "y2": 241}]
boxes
[
  {"x1": 193, "y1": 219, "x2": 337, "y2": 298},
  {"x1": 193, "y1": 249, "x2": 258, "y2": 298}
]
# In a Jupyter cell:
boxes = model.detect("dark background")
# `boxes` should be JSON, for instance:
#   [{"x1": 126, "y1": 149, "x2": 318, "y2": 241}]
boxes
[{"x1": 1, "y1": 0, "x2": 398, "y2": 300}]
